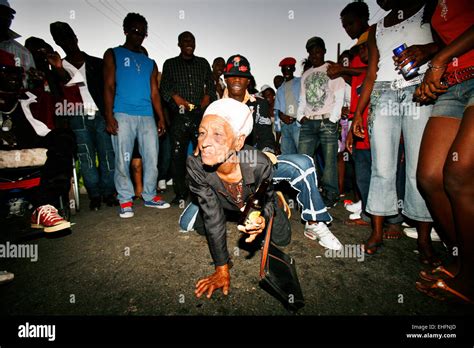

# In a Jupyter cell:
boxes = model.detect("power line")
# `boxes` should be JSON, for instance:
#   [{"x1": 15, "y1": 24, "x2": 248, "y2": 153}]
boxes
[
  {"x1": 84, "y1": 0, "x2": 122, "y2": 28},
  {"x1": 99, "y1": 0, "x2": 124, "y2": 20}
]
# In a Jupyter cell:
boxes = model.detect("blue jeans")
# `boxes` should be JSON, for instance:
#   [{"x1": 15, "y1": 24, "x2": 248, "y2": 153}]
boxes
[
  {"x1": 69, "y1": 112, "x2": 115, "y2": 198},
  {"x1": 367, "y1": 82, "x2": 432, "y2": 222},
  {"x1": 179, "y1": 153, "x2": 331, "y2": 231},
  {"x1": 280, "y1": 121, "x2": 300, "y2": 155},
  {"x1": 111, "y1": 113, "x2": 159, "y2": 204},
  {"x1": 353, "y1": 148, "x2": 403, "y2": 224},
  {"x1": 297, "y1": 118, "x2": 339, "y2": 199}
]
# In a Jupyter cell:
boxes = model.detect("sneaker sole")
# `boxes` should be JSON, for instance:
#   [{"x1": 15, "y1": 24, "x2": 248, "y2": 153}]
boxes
[
  {"x1": 120, "y1": 212, "x2": 134, "y2": 218},
  {"x1": 319, "y1": 240, "x2": 342, "y2": 251},
  {"x1": 44, "y1": 221, "x2": 71, "y2": 233},
  {"x1": 144, "y1": 203, "x2": 171, "y2": 209}
]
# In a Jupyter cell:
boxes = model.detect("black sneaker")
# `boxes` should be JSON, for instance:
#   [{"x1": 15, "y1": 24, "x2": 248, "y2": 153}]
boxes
[
  {"x1": 89, "y1": 196, "x2": 102, "y2": 211},
  {"x1": 103, "y1": 194, "x2": 119, "y2": 207},
  {"x1": 171, "y1": 195, "x2": 187, "y2": 206},
  {"x1": 322, "y1": 194, "x2": 339, "y2": 209}
]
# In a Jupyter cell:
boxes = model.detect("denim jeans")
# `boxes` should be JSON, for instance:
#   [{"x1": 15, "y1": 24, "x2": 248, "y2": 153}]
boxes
[
  {"x1": 280, "y1": 121, "x2": 300, "y2": 155},
  {"x1": 111, "y1": 113, "x2": 159, "y2": 204},
  {"x1": 69, "y1": 112, "x2": 115, "y2": 198},
  {"x1": 297, "y1": 118, "x2": 339, "y2": 199},
  {"x1": 179, "y1": 153, "x2": 331, "y2": 231},
  {"x1": 366, "y1": 82, "x2": 432, "y2": 222},
  {"x1": 353, "y1": 148, "x2": 403, "y2": 224}
]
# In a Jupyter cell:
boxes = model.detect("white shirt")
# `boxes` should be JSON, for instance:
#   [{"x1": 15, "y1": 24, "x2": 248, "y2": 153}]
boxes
[
  {"x1": 62, "y1": 60, "x2": 99, "y2": 116},
  {"x1": 297, "y1": 63, "x2": 345, "y2": 123}
]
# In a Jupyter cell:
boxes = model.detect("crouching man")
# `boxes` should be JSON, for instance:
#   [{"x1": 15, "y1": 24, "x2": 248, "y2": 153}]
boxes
[{"x1": 187, "y1": 98, "x2": 290, "y2": 298}]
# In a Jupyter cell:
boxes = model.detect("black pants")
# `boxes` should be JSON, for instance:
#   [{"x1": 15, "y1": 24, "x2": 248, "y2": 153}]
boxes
[
  {"x1": 170, "y1": 110, "x2": 201, "y2": 198},
  {"x1": 35, "y1": 128, "x2": 76, "y2": 208}
]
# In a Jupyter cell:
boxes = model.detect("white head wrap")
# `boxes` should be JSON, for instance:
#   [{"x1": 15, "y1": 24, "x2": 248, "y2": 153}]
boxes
[{"x1": 202, "y1": 98, "x2": 253, "y2": 137}]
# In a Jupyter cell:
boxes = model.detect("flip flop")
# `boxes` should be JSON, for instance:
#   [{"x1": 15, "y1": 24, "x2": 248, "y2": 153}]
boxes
[
  {"x1": 363, "y1": 241, "x2": 383, "y2": 255},
  {"x1": 420, "y1": 266, "x2": 456, "y2": 282},
  {"x1": 415, "y1": 279, "x2": 474, "y2": 304}
]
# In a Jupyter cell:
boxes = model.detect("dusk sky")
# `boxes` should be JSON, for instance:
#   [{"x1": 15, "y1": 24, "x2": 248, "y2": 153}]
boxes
[{"x1": 11, "y1": 0, "x2": 387, "y2": 89}]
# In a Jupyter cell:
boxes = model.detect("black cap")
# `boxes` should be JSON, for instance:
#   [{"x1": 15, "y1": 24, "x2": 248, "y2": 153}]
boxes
[
  {"x1": 224, "y1": 54, "x2": 252, "y2": 78},
  {"x1": 306, "y1": 36, "x2": 326, "y2": 52},
  {"x1": 0, "y1": 0, "x2": 16, "y2": 14},
  {"x1": 50, "y1": 21, "x2": 76, "y2": 41}
]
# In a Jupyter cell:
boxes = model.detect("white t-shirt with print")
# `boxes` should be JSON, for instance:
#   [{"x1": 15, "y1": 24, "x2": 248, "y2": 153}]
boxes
[{"x1": 297, "y1": 63, "x2": 345, "y2": 123}]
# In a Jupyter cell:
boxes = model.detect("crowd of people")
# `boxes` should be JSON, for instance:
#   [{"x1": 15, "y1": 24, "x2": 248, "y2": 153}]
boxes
[{"x1": 0, "y1": 0, "x2": 472, "y2": 305}]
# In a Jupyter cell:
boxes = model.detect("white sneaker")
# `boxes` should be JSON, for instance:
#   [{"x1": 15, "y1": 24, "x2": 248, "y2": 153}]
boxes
[
  {"x1": 345, "y1": 200, "x2": 362, "y2": 213},
  {"x1": 403, "y1": 227, "x2": 441, "y2": 242},
  {"x1": 349, "y1": 212, "x2": 361, "y2": 220},
  {"x1": 158, "y1": 180, "x2": 166, "y2": 190},
  {"x1": 0, "y1": 271, "x2": 14, "y2": 284},
  {"x1": 166, "y1": 179, "x2": 173, "y2": 186},
  {"x1": 304, "y1": 222, "x2": 342, "y2": 250}
]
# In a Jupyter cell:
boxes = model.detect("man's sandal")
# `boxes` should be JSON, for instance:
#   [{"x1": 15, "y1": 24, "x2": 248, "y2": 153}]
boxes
[
  {"x1": 415, "y1": 279, "x2": 473, "y2": 304},
  {"x1": 419, "y1": 266, "x2": 456, "y2": 282}
]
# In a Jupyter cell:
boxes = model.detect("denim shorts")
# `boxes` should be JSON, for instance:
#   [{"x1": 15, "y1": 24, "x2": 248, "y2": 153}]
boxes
[{"x1": 431, "y1": 78, "x2": 474, "y2": 119}]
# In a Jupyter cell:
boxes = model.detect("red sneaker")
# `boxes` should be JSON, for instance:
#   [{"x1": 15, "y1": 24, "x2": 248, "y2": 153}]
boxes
[{"x1": 31, "y1": 205, "x2": 71, "y2": 233}]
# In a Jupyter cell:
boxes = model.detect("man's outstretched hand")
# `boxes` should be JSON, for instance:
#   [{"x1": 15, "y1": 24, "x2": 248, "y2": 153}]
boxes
[{"x1": 195, "y1": 264, "x2": 230, "y2": 299}]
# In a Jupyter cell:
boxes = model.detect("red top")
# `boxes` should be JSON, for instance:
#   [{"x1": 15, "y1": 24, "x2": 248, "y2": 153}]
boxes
[
  {"x1": 431, "y1": 0, "x2": 474, "y2": 73},
  {"x1": 350, "y1": 54, "x2": 370, "y2": 150}
]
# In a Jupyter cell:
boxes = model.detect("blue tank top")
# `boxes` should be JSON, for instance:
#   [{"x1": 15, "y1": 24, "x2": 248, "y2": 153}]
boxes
[{"x1": 112, "y1": 46, "x2": 154, "y2": 116}]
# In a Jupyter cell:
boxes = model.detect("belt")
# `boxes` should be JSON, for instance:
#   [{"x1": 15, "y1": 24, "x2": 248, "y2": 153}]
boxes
[
  {"x1": 306, "y1": 113, "x2": 331, "y2": 121},
  {"x1": 443, "y1": 66, "x2": 474, "y2": 87},
  {"x1": 391, "y1": 74, "x2": 424, "y2": 90}
]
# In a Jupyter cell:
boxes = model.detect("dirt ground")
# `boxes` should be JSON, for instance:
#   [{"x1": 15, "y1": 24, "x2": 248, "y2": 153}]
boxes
[{"x1": 0, "y1": 190, "x2": 470, "y2": 317}]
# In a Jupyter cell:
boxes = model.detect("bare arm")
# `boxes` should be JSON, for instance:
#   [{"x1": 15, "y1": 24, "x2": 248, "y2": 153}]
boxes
[
  {"x1": 103, "y1": 48, "x2": 118, "y2": 135},
  {"x1": 416, "y1": 25, "x2": 474, "y2": 101},
  {"x1": 352, "y1": 25, "x2": 379, "y2": 139},
  {"x1": 151, "y1": 62, "x2": 166, "y2": 136}
]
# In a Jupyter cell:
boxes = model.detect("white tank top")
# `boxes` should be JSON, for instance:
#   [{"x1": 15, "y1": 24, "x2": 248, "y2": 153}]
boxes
[{"x1": 375, "y1": 6, "x2": 433, "y2": 82}]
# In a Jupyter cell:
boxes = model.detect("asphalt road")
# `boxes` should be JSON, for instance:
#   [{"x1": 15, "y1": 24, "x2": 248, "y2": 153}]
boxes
[{"x1": 0, "y1": 190, "x2": 469, "y2": 316}]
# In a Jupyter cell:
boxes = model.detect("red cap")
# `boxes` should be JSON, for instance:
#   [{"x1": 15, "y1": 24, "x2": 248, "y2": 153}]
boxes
[{"x1": 279, "y1": 57, "x2": 296, "y2": 67}]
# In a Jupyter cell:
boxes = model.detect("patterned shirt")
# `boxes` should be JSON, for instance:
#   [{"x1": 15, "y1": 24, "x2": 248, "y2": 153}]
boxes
[
  {"x1": 297, "y1": 63, "x2": 345, "y2": 123},
  {"x1": 160, "y1": 54, "x2": 216, "y2": 106}
]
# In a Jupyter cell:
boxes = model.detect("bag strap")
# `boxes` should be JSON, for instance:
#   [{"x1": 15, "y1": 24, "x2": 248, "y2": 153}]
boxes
[{"x1": 259, "y1": 213, "x2": 274, "y2": 278}]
